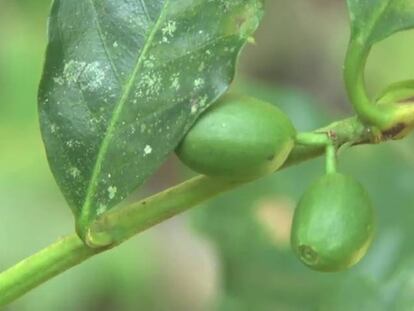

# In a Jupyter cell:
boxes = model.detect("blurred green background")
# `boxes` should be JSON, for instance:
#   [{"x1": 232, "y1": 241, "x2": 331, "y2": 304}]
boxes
[{"x1": 2, "y1": 1, "x2": 414, "y2": 310}]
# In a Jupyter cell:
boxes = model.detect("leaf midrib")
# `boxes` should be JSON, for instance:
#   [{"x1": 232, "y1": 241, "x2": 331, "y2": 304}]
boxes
[{"x1": 81, "y1": 0, "x2": 171, "y2": 222}]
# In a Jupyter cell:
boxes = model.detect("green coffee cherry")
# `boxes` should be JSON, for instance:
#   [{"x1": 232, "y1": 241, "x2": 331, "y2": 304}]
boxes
[
  {"x1": 176, "y1": 94, "x2": 296, "y2": 180},
  {"x1": 291, "y1": 173, "x2": 375, "y2": 272}
]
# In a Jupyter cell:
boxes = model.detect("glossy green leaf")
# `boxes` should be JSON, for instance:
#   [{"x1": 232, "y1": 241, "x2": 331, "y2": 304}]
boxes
[
  {"x1": 38, "y1": 0, "x2": 264, "y2": 234},
  {"x1": 348, "y1": 0, "x2": 414, "y2": 46}
]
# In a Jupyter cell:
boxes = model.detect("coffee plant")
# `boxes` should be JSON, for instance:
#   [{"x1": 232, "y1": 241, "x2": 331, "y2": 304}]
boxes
[{"x1": 1, "y1": 0, "x2": 414, "y2": 307}]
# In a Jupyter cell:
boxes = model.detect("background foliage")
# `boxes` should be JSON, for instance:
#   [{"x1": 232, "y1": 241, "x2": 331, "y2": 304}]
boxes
[{"x1": 1, "y1": 1, "x2": 414, "y2": 310}]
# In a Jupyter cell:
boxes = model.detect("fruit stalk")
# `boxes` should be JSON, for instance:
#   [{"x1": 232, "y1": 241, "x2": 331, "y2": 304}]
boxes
[{"x1": 325, "y1": 143, "x2": 337, "y2": 174}]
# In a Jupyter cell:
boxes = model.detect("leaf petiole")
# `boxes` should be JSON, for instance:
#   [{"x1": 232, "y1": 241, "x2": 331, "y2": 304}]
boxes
[
  {"x1": 343, "y1": 39, "x2": 393, "y2": 128},
  {"x1": 85, "y1": 176, "x2": 245, "y2": 248}
]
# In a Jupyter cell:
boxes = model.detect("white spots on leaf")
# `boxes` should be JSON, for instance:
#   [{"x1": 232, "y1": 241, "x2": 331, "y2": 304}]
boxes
[
  {"x1": 69, "y1": 167, "x2": 81, "y2": 179},
  {"x1": 143, "y1": 55, "x2": 156, "y2": 69},
  {"x1": 89, "y1": 116, "x2": 105, "y2": 126},
  {"x1": 50, "y1": 123, "x2": 58, "y2": 134},
  {"x1": 194, "y1": 78, "x2": 205, "y2": 89},
  {"x1": 96, "y1": 203, "x2": 107, "y2": 216},
  {"x1": 130, "y1": 124, "x2": 136, "y2": 134},
  {"x1": 63, "y1": 60, "x2": 86, "y2": 85},
  {"x1": 161, "y1": 20, "x2": 177, "y2": 42},
  {"x1": 107, "y1": 186, "x2": 117, "y2": 200},
  {"x1": 140, "y1": 124, "x2": 147, "y2": 133},
  {"x1": 66, "y1": 139, "x2": 81, "y2": 148},
  {"x1": 162, "y1": 20, "x2": 177, "y2": 36},
  {"x1": 66, "y1": 140, "x2": 74, "y2": 148},
  {"x1": 140, "y1": 72, "x2": 162, "y2": 96},
  {"x1": 113, "y1": 41, "x2": 119, "y2": 48},
  {"x1": 63, "y1": 60, "x2": 106, "y2": 91},
  {"x1": 191, "y1": 95, "x2": 209, "y2": 114},
  {"x1": 199, "y1": 94, "x2": 208, "y2": 107},
  {"x1": 170, "y1": 73, "x2": 180, "y2": 90},
  {"x1": 53, "y1": 76, "x2": 65, "y2": 86},
  {"x1": 144, "y1": 145, "x2": 152, "y2": 156},
  {"x1": 82, "y1": 61, "x2": 106, "y2": 91}
]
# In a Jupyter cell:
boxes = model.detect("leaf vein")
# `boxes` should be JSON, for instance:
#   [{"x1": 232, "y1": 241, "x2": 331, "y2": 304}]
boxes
[
  {"x1": 137, "y1": 0, "x2": 152, "y2": 23},
  {"x1": 88, "y1": 0, "x2": 122, "y2": 83}
]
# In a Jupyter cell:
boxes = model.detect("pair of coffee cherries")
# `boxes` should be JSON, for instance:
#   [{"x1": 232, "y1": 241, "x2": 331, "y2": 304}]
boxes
[{"x1": 176, "y1": 94, "x2": 375, "y2": 272}]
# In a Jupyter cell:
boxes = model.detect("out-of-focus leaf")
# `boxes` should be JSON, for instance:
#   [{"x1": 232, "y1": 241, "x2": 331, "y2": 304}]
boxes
[
  {"x1": 233, "y1": 79, "x2": 330, "y2": 130},
  {"x1": 376, "y1": 80, "x2": 414, "y2": 105},
  {"x1": 38, "y1": 0, "x2": 264, "y2": 231}
]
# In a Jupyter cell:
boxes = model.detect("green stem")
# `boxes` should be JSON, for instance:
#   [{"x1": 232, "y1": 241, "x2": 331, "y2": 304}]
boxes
[
  {"x1": 344, "y1": 39, "x2": 393, "y2": 128},
  {"x1": 0, "y1": 115, "x2": 381, "y2": 307},
  {"x1": 86, "y1": 175, "x2": 245, "y2": 247},
  {"x1": 0, "y1": 235, "x2": 102, "y2": 307},
  {"x1": 325, "y1": 143, "x2": 337, "y2": 174},
  {"x1": 0, "y1": 176, "x2": 245, "y2": 306}
]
